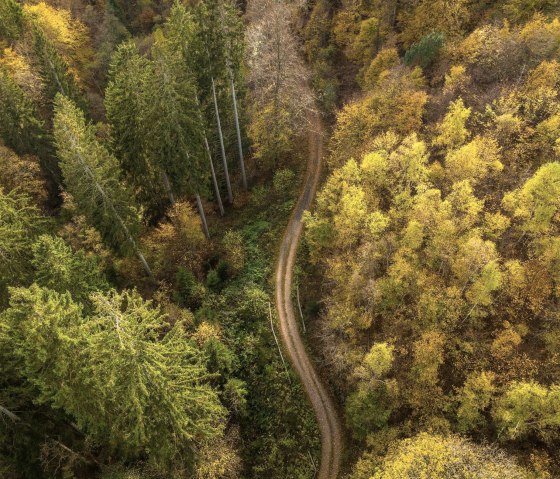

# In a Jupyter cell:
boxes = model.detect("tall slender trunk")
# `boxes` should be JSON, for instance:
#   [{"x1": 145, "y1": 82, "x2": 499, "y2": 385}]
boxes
[
  {"x1": 128, "y1": 232, "x2": 155, "y2": 282},
  {"x1": 205, "y1": 135, "x2": 224, "y2": 216},
  {"x1": 161, "y1": 170, "x2": 175, "y2": 204},
  {"x1": 46, "y1": 53, "x2": 66, "y2": 96},
  {"x1": 103, "y1": 190, "x2": 154, "y2": 281},
  {"x1": 216, "y1": 2, "x2": 245, "y2": 190},
  {"x1": 391, "y1": 0, "x2": 399, "y2": 27},
  {"x1": 196, "y1": 193, "x2": 210, "y2": 239},
  {"x1": 212, "y1": 77, "x2": 233, "y2": 204},
  {"x1": 195, "y1": 91, "x2": 224, "y2": 215},
  {"x1": 69, "y1": 138, "x2": 155, "y2": 281},
  {"x1": 230, "y1": 70, "x2": 247, "y2": 190}
]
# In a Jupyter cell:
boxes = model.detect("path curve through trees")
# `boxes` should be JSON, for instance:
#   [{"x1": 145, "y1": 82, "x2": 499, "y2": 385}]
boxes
[{"x1": 274, "y1": 111, "x2": 343, "y2": 479}]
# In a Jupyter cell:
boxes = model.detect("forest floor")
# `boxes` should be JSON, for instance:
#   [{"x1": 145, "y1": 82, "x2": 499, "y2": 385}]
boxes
[{"x1": 274, "y1": 110, "x2": 343, "y2": 479}]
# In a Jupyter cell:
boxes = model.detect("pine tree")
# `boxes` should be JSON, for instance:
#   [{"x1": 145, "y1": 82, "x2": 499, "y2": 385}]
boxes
[{"x1": 53, "y1": 94, "x2": 153, "y2": 279}]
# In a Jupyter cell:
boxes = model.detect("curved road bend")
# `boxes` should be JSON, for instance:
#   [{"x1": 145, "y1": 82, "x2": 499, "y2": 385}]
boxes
[{"x1": 274, "y1": 111, "x2": 343, "y2": 479}]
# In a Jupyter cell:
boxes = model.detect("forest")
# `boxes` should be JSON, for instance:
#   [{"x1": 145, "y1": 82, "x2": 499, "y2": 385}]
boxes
[{"x1": 1, "y1": 0, "x2": 560, "y2": 478}]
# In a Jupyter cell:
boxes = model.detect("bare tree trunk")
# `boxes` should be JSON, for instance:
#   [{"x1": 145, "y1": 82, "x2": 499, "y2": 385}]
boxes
[
  {"x1": 194, "y1": 91, "x2": 224, "y2": 214},
  {"x1": 212, "y1": 77, "x2": 233, "y2": 204},
  {"x1": 102, "y1": 188, "x2": 154, "y2": 282},
  {"x1": 196, "y1": 193, "x2": 210, "y2": 239},
  {"x1": 47, "y1": 58, "x2": 66, "y2": 96},
  {"x1": 161, "y1": 170, "x2": 175, "y2": 204},
  {"x1": 205, "y1": 136, "x2": 224, "y2": 216},
  {"x1": 230, "y1": 70, "x2": 247, "y2": 190},
  {"x1": 391, "y1": 0, "x2": 399, "y2": 27},
  {"x1": 131, "y1": 240, "x2": 155, "y2": 281},
  {"x1": 0, "y1": 405, "x2": 20, "y2": 422},
  {"x1": 107, "y1": 196, "x2": 154, "y2": 281}
]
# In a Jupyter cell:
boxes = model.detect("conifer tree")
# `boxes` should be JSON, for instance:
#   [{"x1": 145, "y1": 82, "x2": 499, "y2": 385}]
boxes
[
  {"x1": 194, "y1": 0, "x2": 242, "y2": 203},
  {"x1": 105, "y1": 41, "x2": 148, "y2": 175},
  {"x1": 0, "y1": 0, "x2": 24, "y2": 44},
  {"x1": 142, "y1": 32, "x2": 211, "y2": 235},
  {"x1": 106, "y1": 28, "x2": 216, "y2": 229},
  {"x1": 164, "y1": 2, "x2": 225, "y2": 214},
  {"x1": 85, "y1": 289, "x2": 225, "y2": 466},
  {"x1": 0, "y1": 69, "x2": 46, "y2": 156},
  {"x1": 0, "y1": 189, "x2": 45, "y2": 301},
  {"x1": 32, "y1": 26, "x2": 83, "y2": 108},
  {"x1": 1, "y1": 285, "x2": 226, "y2": 470},
  {"x1": 53, "y1": 94, "x2": 153, "y2": 279},
  {"x1": 31, "y1": 234, "x2": 109, "y2": 306},
  {"x1": 220, "y1": 0, "x2": 247, "y2": 190},
  {"x1": 0, "y1": 69, "x2": 58, "y2": 189},
  {"x1": 143, "y1": 33, "x2": 205, "y2": 201},
  {"x1": 105, "y1": 41, "x2": 165, "y2": 213}
]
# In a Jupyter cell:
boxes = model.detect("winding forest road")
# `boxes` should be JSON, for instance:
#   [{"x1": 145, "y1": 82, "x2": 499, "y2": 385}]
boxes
[{"x1": 274, "y1": 112, "x2": 343, "y2": 479}]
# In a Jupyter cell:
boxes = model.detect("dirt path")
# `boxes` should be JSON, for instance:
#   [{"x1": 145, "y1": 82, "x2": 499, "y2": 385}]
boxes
[{"x1": 274, "y1": 112, "x2": 343, "y2": 479}]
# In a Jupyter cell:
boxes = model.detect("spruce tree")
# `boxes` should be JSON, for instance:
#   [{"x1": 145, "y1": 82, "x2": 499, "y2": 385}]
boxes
[
  {"x1": 220, "y1": 0, "x2": 247, "y2": 190},
  {"x1": 0, "y1": 0, "x2": 24, "y2": 44},
  {"x1": 31, "y1": 234, "x2": 109, "y2": 306},
  {"x1": 53, "y1": 94, "x2": 153, "y2": 279},
  {"x1": 83, "y1": 289, "x2": 225, "y2": 466},
  {"x1": 106, "y1": 34, "x2": 214, "y2": 230},
  {"x1": 142, "y1": 33, "x2": 204, "y2": 201},
  {"x1": 0, "y1": 69, "x2": 59, "y2": 191},
  {"x1": 164, "y1": 2, "x2": 225, "y2": 215},
  {"x1": 32, "y1": 27, "x2": 83, "y2": 108},
  {"x1": 1, "y1": 286, "x2": 226, "y2": 470},
  {"x1": 0, "y1": 69, "x2": 46, "y2": 156},
  {"x1": 105, "y1": 41, "x2": 164, "y2": 213},
  {"x1": 142, "y1": 31, "x2": 212, "y2": 235},
  {"x1": 194, "y1": 0, "x2": 238, "y2": 203},
  {"x1": 0, "y1": 189, "x2": 45, "y2": 302}
]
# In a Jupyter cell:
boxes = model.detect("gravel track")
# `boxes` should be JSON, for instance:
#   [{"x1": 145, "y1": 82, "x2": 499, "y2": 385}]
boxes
[{"x1": 274, "y1": 111, "x2": 343, "y2": 479}]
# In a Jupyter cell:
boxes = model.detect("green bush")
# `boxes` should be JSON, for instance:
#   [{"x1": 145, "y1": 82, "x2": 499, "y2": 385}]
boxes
[
  {"x1": 273, "y1": 168, "x2": 296, "y2": 195},
  {"x1": 174, "y1": 267, "x2": 205, "y2": 308}
]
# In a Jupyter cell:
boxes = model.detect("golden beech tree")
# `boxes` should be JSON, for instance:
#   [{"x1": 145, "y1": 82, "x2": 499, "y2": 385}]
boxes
[
  {"x1": 434, "y1": 98, "x2": 471, "y2": 150},
  {"x1": 371, "y1": 433, "x2": 531, "y2": 479}
]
